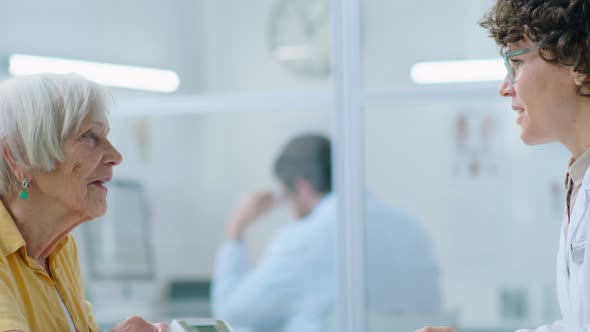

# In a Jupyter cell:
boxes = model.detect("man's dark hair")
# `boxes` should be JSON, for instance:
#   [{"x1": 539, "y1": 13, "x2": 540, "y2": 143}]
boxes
[
  {"x1": 273, "y1": 134, "x2": 332, "y2": 194},
  {"x1": 480, "y1": 0, "x2": 590, "y2": 97}
]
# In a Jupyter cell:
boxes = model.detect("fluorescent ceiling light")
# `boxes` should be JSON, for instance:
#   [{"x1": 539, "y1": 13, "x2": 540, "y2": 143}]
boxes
[
  {"x1": 8, "y1": 54, "x2": 180, "y2": 93},
  {"x1": 410, "y1": 58, "x2": 505, "y2": 84}
]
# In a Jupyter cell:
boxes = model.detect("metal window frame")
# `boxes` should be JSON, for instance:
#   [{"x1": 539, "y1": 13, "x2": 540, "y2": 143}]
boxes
[{"x1": 331, "y1": 0, "x2": 367, "y2": 332}]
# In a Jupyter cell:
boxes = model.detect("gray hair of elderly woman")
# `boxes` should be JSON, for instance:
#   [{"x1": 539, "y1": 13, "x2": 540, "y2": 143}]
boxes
[{"x1": 0, "y1": 73, "x2": 112, "y2": 194}]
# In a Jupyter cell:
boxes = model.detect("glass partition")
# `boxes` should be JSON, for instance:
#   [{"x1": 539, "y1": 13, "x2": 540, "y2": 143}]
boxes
[{"x1": 362, "y1": 100, "x2": 566, "y2": 332}]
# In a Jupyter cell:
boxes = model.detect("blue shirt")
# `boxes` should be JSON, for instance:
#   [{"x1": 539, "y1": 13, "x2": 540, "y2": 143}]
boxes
[{"x1": 211, "y1": 193, "x2": 441, "y2": 332}]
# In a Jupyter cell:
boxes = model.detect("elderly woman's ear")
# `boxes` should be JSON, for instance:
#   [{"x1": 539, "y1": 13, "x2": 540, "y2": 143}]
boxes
[{"x1": 2, "y1": 147, "x2": 28, "y2": 186}]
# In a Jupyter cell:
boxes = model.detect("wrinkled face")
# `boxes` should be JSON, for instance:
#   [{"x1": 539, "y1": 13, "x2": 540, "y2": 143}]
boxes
[
  {"x1": 32, "y1": 111, "x2": 122, "y2": 219},
  {"x1": 498, "y1": 38, "x2": 579, "y2": 145}
]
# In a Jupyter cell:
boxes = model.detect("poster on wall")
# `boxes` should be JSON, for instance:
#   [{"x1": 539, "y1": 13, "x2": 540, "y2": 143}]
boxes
[
  {"x1": 448, "y1": 110, "x2": 508, "y2": 276},
  {"x1": 452, "y1": 111, "x2": 499, "y2": 179}
]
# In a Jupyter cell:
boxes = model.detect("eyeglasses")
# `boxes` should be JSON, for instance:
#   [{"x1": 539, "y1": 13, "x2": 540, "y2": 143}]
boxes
[{"x1": 502, "y1": 46, "x2": 536, "y2": 83}]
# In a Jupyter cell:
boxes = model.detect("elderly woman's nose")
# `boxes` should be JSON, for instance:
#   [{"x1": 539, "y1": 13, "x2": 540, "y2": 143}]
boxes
[{"x1": 104, "y1": 140, "x2": 122, "y2": 166}]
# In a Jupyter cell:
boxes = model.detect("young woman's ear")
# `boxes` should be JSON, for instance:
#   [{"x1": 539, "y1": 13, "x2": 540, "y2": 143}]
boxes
[{"x1": 571, "y1": 68, "x2": 587, "y2": 87}]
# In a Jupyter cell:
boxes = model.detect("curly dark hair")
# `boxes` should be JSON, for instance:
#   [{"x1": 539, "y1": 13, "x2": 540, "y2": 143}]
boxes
[{"x1": 480, "y1": 0, "x2": 590, "y2": 97}]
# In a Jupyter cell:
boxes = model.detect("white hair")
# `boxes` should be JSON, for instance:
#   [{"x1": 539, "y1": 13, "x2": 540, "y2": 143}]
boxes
[{"x1": 0, "y1": 73, "x2": 112, "y2": 194}]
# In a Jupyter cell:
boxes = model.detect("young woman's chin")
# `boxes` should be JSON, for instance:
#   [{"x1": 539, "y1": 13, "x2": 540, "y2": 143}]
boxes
[{"x1": 520, "y1": 131, "x2": 555, "y2": 146}]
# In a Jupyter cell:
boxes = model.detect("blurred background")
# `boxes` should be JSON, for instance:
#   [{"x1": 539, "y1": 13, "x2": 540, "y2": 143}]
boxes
[{"x1": 0, "y1": 1, "x2": 568, "y2": 331}]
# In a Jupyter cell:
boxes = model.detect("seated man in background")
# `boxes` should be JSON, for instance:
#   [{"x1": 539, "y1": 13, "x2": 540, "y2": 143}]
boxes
[{"x1": 211, "y1": 134, "x2": 441, "y2": 332}]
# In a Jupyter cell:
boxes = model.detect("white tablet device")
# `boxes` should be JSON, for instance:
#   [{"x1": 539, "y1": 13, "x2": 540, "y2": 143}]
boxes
[{"x1": 170, "y1": 318, "x2": 233, "y2": 332}]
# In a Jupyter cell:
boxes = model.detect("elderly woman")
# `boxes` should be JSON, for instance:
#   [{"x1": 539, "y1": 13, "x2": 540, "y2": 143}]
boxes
[
  {"x1": 417, "y1": 0, "x2": 590, "y2": 332},
  {"x1": 0, "y1": 74, "x2": 167, "y2": 332}
]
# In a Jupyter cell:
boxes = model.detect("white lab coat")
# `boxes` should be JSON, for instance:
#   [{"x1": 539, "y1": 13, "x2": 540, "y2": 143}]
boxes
[{"x1": 518, "y1": 166, "x2": 590, "y2": 331}]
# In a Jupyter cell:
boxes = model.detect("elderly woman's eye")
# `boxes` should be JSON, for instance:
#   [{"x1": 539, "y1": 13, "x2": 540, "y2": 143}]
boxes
[{"x1": 82, "y1": 131, "x2": 98, "y2": 141}]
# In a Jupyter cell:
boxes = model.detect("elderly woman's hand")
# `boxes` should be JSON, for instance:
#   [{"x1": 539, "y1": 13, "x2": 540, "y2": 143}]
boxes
[
  {"x1": 415, "y1": 327, "x2": 457, "y2": 332},
  {"x1": 109, "y1": 316, "x2": 169, "y2": 332}
]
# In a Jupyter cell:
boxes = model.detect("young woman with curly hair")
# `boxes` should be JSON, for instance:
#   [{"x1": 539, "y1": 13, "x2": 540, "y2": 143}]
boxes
[{"x1": 417, "y1": 1, "x2": 590, "y2": 331}]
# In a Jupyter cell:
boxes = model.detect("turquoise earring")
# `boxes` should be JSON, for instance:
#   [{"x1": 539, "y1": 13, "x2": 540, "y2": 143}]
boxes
[{"x1": 19, "y1": 178, "x2": 30, "y2": 200}]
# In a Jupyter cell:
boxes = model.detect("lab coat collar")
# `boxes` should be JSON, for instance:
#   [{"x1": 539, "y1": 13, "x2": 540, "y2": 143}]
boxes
[
  {"x1": 581, "y1": 159, "x2": 590, "y2": 191},
  {"x1": 567, "y1": 164, "x2": 590, "y2": 244},
  {"x1": 569, "y1": 148, "x2": 590, "y2": 190}
]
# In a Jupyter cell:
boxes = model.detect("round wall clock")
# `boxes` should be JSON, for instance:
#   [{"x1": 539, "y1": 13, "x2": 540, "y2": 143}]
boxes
[{"x1": 267, "y1": 0, "x2": 331, "y2": 77}]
